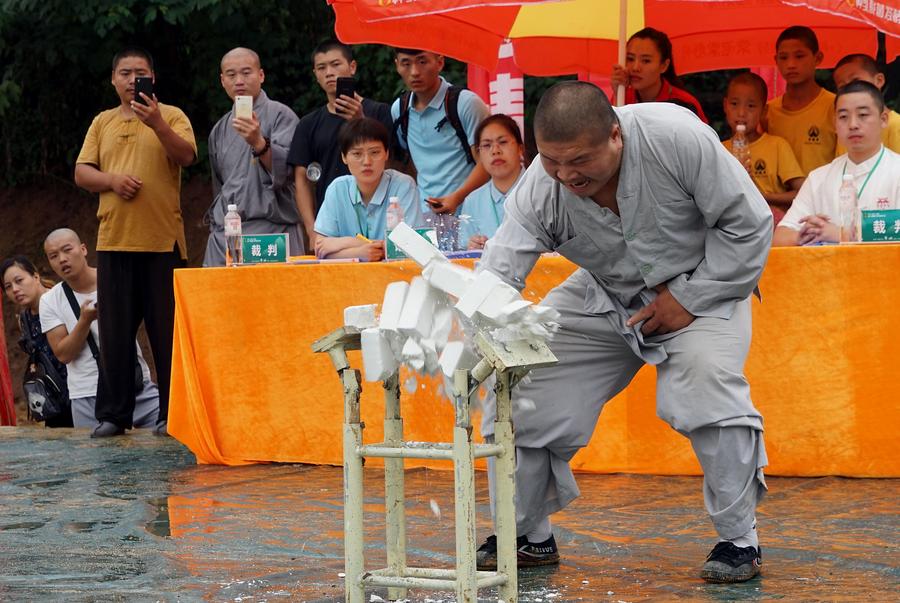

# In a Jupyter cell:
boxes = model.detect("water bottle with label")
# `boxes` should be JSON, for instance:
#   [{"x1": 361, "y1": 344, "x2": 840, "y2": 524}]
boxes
[
  {"x1": 385, "y1": 196, "x2": 404, "y2": 259},
  {"x1": 224, "y1": 204, "x2": 242, "y2": 266},
  {"x1": 731, "y1": 124, "x2": 751, "y2": 171},
  {"x1": 838, "y1": 173, "x2": 858, "y2": 243}
]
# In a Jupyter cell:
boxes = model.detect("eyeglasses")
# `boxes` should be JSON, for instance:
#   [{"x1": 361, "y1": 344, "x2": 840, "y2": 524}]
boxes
[
  {"x1": 346, "y1": 148, "x2": 386, "y2": 163},
  {"x1": 477, "y1": 138, "x2": 513, "y2": 153}
]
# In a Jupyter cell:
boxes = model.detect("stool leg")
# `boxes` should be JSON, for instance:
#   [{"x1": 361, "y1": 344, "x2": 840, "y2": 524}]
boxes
[
  {"x1": 453, "y1": 369, "x2": 477, "y2": 602},
  {"x1": 494, "y1": 370, "x2": 518, "y2": 602},
  {"x1": 382, "y1": 372, "x2": 407, "y2": 600},
  {"x1": 342, "y1": 368, "x2": 365, "y2": 603}
]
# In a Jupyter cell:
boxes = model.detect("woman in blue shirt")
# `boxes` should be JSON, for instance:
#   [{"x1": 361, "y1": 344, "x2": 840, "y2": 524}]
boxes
[
  {"x1": 315, "y1": 118, "x2": 423, "y2": 260},
  {"x1": 458, "y1": 114, "x2": 525, "y2": 249}
]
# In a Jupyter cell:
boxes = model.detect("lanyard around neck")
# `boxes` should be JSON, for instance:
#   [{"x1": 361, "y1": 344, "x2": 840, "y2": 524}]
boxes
[
  {"x1": 352, "y1": 187, "x2": 368, "y2": 239},
  {"x1": 842, "y1": 146, "x2": 886, "y2": 199}
]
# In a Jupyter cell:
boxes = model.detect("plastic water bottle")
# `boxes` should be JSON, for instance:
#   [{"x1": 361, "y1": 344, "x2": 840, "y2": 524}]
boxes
[
  {"x1": 732, "y1": 124, "x2": 751, "y2": 171},
  {"x1": 385, "y1": 197, "x2": 404, "y2": 259},
  {"x1": 224, "y1": 204, "x2": 242, "y2": 266},
  {"x1": 306, "y1": 162, "x2": 322, "y2": 182},
  {"x1": 838, "y1": 173, "x2": 858, "y2": 243}
]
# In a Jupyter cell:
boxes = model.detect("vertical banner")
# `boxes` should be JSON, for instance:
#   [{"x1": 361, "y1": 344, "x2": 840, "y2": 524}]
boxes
[
  {"x1": 751, "y1": 66, "x2": 785, "y2": 101},
  {"x1": 468, "y1": 41, "x2": 525, "y2": 136}
]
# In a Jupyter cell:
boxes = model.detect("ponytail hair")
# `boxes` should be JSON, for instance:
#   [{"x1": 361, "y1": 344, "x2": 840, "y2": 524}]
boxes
[{"x1": 629, "y1": 27, "x2": 681, "y2": 87}]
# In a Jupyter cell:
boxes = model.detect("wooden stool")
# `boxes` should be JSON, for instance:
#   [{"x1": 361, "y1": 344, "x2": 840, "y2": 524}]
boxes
[{"x1": 312, "y1": 327, "x2": 556, "y2": 602}]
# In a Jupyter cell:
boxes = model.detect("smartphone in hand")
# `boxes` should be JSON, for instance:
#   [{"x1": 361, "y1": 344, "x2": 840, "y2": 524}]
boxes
[
  {"x1": 134, "y1": 77, "x2": 154, "y2": 106},
  {"x1": 335, "y1": 77, "x2": 356, "y2": 113},
  {"x1": 234, "y1": 95, "x2": 253, "y2": 120}
]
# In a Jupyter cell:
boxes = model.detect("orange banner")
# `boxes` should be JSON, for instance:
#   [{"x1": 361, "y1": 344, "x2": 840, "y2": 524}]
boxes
[{"x1": 169, "y1": 247, "x2": 900, "y2": 477}]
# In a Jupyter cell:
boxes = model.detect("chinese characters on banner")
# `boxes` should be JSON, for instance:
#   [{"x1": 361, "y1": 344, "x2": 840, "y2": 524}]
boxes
[{"x1": 467, "y1": 41, "x2": 525, "y2": 137}]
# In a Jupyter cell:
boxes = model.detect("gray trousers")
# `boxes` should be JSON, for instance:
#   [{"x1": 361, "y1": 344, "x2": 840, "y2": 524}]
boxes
[
  {"x1": 484, "y1": 269, "x2": 767, "y2": 541},
  {"x1": 71, "y1": 379, "x2": 161, "y2": 429}
]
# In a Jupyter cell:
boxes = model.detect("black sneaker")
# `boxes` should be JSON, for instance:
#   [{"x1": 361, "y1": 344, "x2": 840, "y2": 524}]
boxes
[
  {"x1": 700, "y1": 541, "x2": 762, "y2": 583},
  {"x1": 475, "y1": 534, "x2": 561, "y2": 571}
]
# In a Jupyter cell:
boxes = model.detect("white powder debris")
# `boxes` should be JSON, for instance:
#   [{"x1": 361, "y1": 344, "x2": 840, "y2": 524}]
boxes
[{"x1": 429, "y1": 498, "x2": 441, "y2": 519}]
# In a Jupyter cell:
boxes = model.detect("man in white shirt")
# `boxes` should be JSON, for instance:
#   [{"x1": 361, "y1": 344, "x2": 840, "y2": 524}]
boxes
[
  {"x1": 773, "y1": 80, "x2": 900, "y2": 246},
  {"x1": 40, "y1": 229, "x2": 159, "y2": 431}
]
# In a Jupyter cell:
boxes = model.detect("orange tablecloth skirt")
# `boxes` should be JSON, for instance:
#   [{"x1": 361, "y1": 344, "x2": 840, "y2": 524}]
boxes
[{"x1": 168, "y1": 246, "x2": 900, "y2": 477}]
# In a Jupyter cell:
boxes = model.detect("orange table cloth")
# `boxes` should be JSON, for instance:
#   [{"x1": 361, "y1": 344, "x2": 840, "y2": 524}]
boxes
[{"x1": 168, "y1": 246, "x2": 900, "y2": 477}]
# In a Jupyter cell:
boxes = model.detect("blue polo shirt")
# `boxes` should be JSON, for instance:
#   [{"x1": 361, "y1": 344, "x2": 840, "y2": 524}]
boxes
[
  {"x1": 391, "y1": 78, "x2": 489, "y2": 211},
  {"x1": 314, "y1": 169, "x2": 424, "y2": 240},
  {"x1": 458, "y1": 170, "x2": 524, "y2": 244}
]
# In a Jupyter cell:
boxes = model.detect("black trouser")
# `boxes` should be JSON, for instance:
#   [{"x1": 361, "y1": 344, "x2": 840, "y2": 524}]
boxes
[{"x1": 96, "y1": 247, "x2": 182, "y2": 428}]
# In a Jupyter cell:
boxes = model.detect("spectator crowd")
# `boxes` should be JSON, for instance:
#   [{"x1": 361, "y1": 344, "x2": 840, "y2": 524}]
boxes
[{"x1": 2, "y1": 26, "x2": 899, "y2": 439}]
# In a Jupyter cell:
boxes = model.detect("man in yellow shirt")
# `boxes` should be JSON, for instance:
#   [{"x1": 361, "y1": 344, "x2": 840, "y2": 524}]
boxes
[
  {"x1": 832, "y1": 53, "x2": 900, "y2": 155},
  {"x1": 74, "y1": 48, "x2": 196, "y2": 438},
  {"x1": 766, "y1": 26, "x2": 836, "y2": 176}
]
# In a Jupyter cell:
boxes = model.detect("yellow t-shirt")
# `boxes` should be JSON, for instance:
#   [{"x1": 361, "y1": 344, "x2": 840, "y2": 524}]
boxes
[
  {"x1": 766, "y1": 88, "x2": 836, "y2": 177},
  {"x1": 835, "y1": 109, "x2": 900, "y2": 155},
  {"x1": 76, "y1": 104, "x2": 196, "y2": 259},
  {"x1": 723, "y1": 133, "x2": 804, "y2": 195}
]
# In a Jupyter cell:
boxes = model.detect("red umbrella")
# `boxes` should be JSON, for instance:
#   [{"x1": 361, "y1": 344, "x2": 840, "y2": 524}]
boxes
[{"x1": 331, "y1": 0, "x2": 900, "y2": 75}]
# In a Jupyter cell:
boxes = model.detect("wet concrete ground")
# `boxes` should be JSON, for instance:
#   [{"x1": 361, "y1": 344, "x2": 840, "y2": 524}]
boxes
[{"x1": 0, "y1": 427, "x2": 897, "y2": 602}]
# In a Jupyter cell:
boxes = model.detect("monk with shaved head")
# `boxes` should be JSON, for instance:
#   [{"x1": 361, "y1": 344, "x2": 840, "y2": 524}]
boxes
[
  {"x1": 474, "y1": 81, "x2": 774, "y2": 583},
  {"x1": 39, "y1": 228, "x2": 160, "y2": 431},
  {"x1": 203, "y1": 47, "x2": 303, "y2": 266}
]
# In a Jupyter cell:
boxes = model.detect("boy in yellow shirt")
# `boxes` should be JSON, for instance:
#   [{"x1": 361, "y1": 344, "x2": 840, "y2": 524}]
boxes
[
  {"x1": 766, "y1": 26, "x2": 836, "y2": 176},
  {"x1": 832, "y1": 53, "x2": 900, "y2": 154},
  {"x1": 723, "y1": 72, "x2": 804, "y2": 224}
]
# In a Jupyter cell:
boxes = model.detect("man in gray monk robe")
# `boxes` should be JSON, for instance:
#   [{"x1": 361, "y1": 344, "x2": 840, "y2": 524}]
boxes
[
  {"x1": 204, "y1": 47, "x2": 302, "y2": 266},
  {"x1": 475, "y1": 82, "x2": 773, "y2": 583}
]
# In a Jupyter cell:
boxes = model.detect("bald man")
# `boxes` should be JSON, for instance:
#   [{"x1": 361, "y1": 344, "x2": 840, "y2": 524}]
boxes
[
  {"x1": 204, "y1": 47, "x2": 302, "y2": 266},
  {"x1": 474, "y1": 82, "x2": 773, "y2": 583},
  {"x1": 40, "y1": 229, "x2": 159, "y2": 431}
]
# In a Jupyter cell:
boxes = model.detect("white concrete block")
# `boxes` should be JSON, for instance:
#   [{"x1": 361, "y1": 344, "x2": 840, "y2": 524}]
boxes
[
  {"x1": 388, "y1": 222, "x2": 447, "y2": 267},
  {"x1": 439, "y1": 341, "x2": 478, "y2": 379},
  {"x1": 429, "y1": 307, "x2": 454, "y2": 352},
  {"x1": 361, "y1": 328, "x2": 398, "y2": 382},
  {"x1": 455, "y1": 270, "x2": 505, "y2": 318},
  {"x1": 423, "y1": 261, "x2": 475, "y2": 298},
  {"x1": 497, "y1": 299, "x2": 533, "y2": 324},
  {"x1": 420, "y1": 338, "x2": 440, "y2": 374},
  {"x1": 474, "y1": 283, "x2": 521, "y2": 324},
  {"x1": 343, "y1": 304, "x2": 378, "y2": 329},
  {"x1": 379, "y1": 281, "x2": 409, "y2": 332},
  {"x1": 398, "y1": 277, "x2": 436, "y2": 339},
  {"x1": 532, "y1": 305, "x2": 561, "y2": 322},
  {"x1": 401, "y1": 337, "x2": 426, "y2": 371}
]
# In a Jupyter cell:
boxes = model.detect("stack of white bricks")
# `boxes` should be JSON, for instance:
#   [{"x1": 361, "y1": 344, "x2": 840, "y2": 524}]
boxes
[{"x1": 347, "y1": 223, "x2": 559, "y2": 389}]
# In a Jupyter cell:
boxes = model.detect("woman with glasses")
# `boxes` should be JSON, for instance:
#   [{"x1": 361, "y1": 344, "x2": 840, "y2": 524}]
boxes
[
  {"x1": 314, "y1": 118, "x2": 424, "y2": 260},
  {"x1": 459, "y1": 114, "x2": 526, "y2": 250}
]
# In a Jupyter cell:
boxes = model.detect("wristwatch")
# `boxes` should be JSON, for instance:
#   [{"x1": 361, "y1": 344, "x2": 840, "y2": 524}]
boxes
[{"x1": 252, "y1": 136, "x2": 271, "y2": 157}]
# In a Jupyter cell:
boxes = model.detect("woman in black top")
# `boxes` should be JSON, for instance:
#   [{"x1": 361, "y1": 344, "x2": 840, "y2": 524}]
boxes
[{"x1": 1, "y1": 255, "x2": 73, "y2": 427}]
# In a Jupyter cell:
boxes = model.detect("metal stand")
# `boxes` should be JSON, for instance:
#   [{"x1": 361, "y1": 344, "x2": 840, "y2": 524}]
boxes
[{"x1": 313, "y1": 327, "x2": 556, "y2": 603}]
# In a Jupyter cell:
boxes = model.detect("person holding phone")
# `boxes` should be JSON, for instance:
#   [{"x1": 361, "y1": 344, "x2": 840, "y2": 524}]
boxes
[
  {"x1": 287, "y1": 40, "x2": 394, "y2": 252},
  {"x1": 73, "y1": 47, "x2": 196, "y2": 438},
  {"x1": 204, "y1": 47, "x2": 302, "y2": 267}
]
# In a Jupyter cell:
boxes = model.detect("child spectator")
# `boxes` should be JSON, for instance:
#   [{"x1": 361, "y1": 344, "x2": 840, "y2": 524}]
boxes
[
  {"x1": 459, "y1": 114, "x2": 525, "y2": 250},
  {"x1": 611, "y1": 27, "x2": 708, "y2": 123},
  {"x1": 1, "y1": 256, "x2": 73, "y2": 427},
  {"x1": 832, "y1": 53, "x2": 900, "y2": 154},
  {"x1": 722, "y1": 72, "x2": 804, "y2": 224},
  {"x1": 766, "y1": 26, "x2": 836, "y2": 176},
  {"x1": 773, "y1": 81, "x2": 899, "y2": 246},
  {"x1": 314, "y1": 118, "x2": 423, "y2": 260}
]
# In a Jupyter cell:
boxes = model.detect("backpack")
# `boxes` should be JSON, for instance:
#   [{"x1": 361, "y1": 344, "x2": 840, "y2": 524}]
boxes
[
  {"x1": 18, "y1": 313, "x2": 70, "y2": 422},
  {"x1": 394, "y1": 86, "x2": 476, "y2": 166}
]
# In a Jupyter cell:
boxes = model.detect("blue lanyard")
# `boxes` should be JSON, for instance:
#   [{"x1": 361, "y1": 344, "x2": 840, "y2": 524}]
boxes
[
  {"x1": 842, "y1": 146, "x2": 885, "y2": 199},
  {"x1": 352, "y1": 188, "x2": 368, "y2": 239}
]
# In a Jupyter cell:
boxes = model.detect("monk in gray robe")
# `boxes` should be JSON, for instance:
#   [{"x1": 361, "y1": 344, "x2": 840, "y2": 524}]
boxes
[
  {"x1": 204, "y1": 47, "x2": 302, "y2": 266},
  {"x1": 475, "y1": 82, "x2": 773, "y2": 584}
]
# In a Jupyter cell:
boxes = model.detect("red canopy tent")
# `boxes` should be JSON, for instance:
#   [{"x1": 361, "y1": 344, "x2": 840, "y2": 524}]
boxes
[{"x1": 331, "y1": 0, "x2": 900, "y2": 76}]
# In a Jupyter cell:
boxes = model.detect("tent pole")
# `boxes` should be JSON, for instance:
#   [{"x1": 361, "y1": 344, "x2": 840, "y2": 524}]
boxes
[{"x1": 616, "y1": 0, "x2": 627, "y2": 106}]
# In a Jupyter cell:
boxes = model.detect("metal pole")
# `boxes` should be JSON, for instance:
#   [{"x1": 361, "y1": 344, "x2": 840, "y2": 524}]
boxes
[
  {"x1": 342, "y1": 367, "x2": 365, "y2": 603},
  {"x1": 494, "y1": 369, "x2": 518, "y2": 602},
  {"x1": 453, "y1": 369, "x2": 477, "y2": 602},
  {"x1": 382, "y1": 371, "x2": 407, "y2": 601}
]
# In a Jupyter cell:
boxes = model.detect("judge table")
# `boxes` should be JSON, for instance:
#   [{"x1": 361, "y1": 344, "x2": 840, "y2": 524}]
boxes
[{"x1": 168, "y1": 245, "x2": 900, "y2": 477}]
